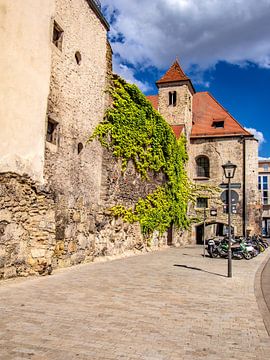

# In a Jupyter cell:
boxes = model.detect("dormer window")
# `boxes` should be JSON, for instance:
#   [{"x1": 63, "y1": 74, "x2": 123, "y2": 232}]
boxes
[
  {"x1": 212, "y1": 120, "x2": 224, "y2": 128},
  {"x1": 169, "y1": 91, "x2": 177, "y2": 106}
]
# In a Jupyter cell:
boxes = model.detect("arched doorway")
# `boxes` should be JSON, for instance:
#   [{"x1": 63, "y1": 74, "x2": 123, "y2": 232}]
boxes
[{"x1": 196, "y1": 222, "x2": 233, "y2": 244}]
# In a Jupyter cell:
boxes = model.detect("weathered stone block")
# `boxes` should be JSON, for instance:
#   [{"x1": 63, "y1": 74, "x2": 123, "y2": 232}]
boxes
[{"x1": 31, "y1": 248, "x2": 46, "y2": 258}]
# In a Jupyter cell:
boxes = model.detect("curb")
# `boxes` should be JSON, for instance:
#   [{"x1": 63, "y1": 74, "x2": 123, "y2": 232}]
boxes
[{"x1": 254, "y1": 249, "x2": 270, "y2": 336}]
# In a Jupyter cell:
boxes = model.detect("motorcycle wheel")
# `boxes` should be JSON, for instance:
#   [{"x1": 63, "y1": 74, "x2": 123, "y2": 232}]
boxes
[{"x1": 243, "y1": 252, "x2": 252, "y2": 260}]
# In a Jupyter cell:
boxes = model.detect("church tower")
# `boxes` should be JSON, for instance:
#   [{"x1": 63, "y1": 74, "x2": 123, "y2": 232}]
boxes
[{"x1": 156, "y1": 60, "x2": 195, "y2": 138}]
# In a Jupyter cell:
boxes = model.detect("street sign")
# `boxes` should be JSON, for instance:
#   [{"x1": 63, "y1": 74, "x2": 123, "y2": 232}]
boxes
[
  {"x1": 219, "y1": 183, "x2": 241, "y2": 189},
  {"x1": 221, "y1": 190, "x2": 239, "y2": 204},
  {"x1": 210, "y1": 208, "x2": 217, "y2": 216},
  {"x1": 223, "y1": 204, "x2": 237, "y2": 214}
]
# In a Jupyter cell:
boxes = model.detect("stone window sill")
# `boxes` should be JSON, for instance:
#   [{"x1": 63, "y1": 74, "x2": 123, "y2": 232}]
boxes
[
  {"x1": 46, "y1": 141, "x2": 58, "y2": 153},
  {"x1": 193, "y1": 177, "x2": 210, "y2": 181}
]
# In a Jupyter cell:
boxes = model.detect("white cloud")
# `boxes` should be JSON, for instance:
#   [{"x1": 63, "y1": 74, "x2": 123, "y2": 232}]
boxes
[
  {"x1": 245, "y1": 127, "x2": 265, "y2": 147},
  {"x1": 113, "y1": 58, "x2": 151, "y2": 92},
  {"x1": 103, "y1": 0, "x2": 270, "y2": 88},
  {"x1": 259, "y1": 157, "x2": 270, "y2": 161}
]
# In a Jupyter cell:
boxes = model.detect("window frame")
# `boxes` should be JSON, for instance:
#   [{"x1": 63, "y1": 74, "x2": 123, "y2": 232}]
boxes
[
  {"x1": 212, "y1": 120, "x2": 224, "y2": 128},
  {"x1": 52, "y1": 20, "x2": 64, "y2": 51},
  {"x1": 46, "y1": 117, "x2": 59, "y2": 145},
  {"x1": 196, "y1": 197, "x2": 208, "y2": 209},
  {"x1": 169, "y1": 91, "x2": 177, "y2": 107},
  {"x1": 196, "y1": 156, "x2": 210, "y2": 178}
]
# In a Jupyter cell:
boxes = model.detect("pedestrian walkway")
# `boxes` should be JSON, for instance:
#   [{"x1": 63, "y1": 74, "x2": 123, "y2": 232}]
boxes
[{"x1": 0, "y1": 246, "x2": 270, "y2": 360}]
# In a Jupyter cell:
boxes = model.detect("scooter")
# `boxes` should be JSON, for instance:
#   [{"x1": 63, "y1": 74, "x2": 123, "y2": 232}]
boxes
[{"x1": 207, "y1": 239, "x2": 219, "y2": 258}]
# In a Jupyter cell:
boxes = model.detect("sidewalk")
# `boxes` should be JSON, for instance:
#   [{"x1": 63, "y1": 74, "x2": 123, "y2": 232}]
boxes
[{"x1": 0, "y1": 246, "x2": 270, "y2": 360}]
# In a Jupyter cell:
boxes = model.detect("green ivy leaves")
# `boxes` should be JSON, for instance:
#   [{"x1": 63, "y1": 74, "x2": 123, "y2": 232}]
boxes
[{"x1": 90, "y1": 75, "x2": 193, "y2": 235}]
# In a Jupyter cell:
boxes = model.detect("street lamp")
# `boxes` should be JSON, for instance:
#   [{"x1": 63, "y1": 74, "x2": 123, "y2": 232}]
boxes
[{"x1": 222, "y1": 161, "x2": 237, "y2": 278}]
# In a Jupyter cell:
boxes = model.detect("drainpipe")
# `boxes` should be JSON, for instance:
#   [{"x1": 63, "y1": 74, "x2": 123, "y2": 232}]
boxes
[{"x1": 242, "y1": 137, "x2": 247, "y2": 237}]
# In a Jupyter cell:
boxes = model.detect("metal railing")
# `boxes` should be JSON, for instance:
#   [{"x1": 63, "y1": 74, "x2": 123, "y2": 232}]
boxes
[{"x1": 92, "y1": 0, "x2": 101, "y2": 10}]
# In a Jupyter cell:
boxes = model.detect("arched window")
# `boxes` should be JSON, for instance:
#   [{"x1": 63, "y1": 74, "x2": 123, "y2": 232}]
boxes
[
  {"x1": 75, "y1": 51, "x2": 82, "y2": 65},
  {"x1": 78, "y1": 142, "x2": 83, "y2": 154},
  {"x1": 196, "y1": 156, "x2": 210, "y2": 178},
  {"x1": 169, "y1": 91, "x2": 177, "y2": 106}
]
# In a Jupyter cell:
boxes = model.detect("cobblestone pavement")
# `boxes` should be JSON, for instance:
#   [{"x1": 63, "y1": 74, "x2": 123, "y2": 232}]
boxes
[{"x1": 1, "y1": 246, "x2": 270, "y2": 360}]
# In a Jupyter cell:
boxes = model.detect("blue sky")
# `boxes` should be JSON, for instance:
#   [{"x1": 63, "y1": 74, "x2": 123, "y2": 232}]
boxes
[{"x1": 102, "y1": 0, "x2": 270, "y2": 158}]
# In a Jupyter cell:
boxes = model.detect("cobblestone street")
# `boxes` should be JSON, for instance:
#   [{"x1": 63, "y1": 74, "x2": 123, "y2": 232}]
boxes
[{"x1": 1, "y1": 246, "x2": 270, "y2": 360}]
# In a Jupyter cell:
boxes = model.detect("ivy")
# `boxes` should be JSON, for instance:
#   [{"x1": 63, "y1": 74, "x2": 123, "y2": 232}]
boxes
[{"x1": 89, "y1": 75, "x2": 193, "y2": 235}]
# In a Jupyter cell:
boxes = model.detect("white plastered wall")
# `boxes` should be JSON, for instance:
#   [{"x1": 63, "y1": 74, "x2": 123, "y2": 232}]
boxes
[{"x1": 0, "y1": 0, "x2": 55, "y2": 182}]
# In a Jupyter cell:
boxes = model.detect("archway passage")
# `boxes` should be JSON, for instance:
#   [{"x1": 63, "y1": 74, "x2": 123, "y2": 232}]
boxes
[{"x1": 196, "y1": 222, "x2": 233, "y2": 244}]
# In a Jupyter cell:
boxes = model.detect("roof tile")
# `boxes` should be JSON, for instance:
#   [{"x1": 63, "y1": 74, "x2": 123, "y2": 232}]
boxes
[
  {"x1": 191, "y1": 92, "x2": 252, "y2": 138},
  {"x1": 146, "y1": 95, "x2": 158, "y2": 110},
  {"x1": 156, "y1": 60, "x2": 189, "y2": 84}
]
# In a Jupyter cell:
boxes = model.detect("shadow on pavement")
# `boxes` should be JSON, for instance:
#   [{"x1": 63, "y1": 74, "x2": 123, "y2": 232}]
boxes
[{"x1": 173, "y1": 264, "x2": 227, "y2": 278}]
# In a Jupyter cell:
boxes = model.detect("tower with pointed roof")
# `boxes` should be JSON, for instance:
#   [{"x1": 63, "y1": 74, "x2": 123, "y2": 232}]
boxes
[
  {"x1": 156, "y1": 60, "x2": 195, "y2": 139},
  {"x1": 147, "y1": 59, "x2": 261, "y2": 244}
]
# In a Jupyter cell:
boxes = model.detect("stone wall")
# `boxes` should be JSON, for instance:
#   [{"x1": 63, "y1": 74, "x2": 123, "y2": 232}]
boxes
[
  {"x1": 158, "y1": 83, "x2": 193, "y2": 135},
  {"x1": 0, "y1": 173, "x2": 55, "y2": 279},
  {"x1": 189, "y1": 136, "x2": 261, "y2": 241},
  {"x1": 97, "y1": 149, "x2": 169, "y2": 250},
  {"x1": 43, "y1": 0, "x2": 109, "y2": 268},
  {"x1": 245, "y1": 138, "x2": 261, "y2": 234}
]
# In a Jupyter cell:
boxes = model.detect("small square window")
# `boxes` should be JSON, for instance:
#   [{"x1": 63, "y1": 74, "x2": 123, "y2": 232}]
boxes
[
  {"x1": 53, "y1": 21, "x2": 63, "y2": 51},
  {"x1": 212, "y1": 120, "x2": 224, "y2": 128},
  {"x1": 263, "y1": 164, "x2": 269, "y2": 171},
  {"x1": 196, "y1": 198, "x2": 208, "y2": 208},
  {"x1": 46, "y1": 118, "x2": 58, "y2": 144}
]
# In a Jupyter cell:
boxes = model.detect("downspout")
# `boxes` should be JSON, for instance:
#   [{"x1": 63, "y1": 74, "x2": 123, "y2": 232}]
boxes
[{"x1": 242, "y1": 137, "x2": 247, "y2": 237}]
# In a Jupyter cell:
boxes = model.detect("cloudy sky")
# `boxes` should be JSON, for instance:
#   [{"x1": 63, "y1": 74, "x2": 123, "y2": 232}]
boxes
[{"x1": 102, "y1": 0, "x2": 270, "y2": 157}]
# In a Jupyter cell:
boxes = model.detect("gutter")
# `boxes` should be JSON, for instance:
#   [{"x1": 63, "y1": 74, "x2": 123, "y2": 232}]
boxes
[{"x1": 86, "y1": 0, "x2": 110, "y2": 31}]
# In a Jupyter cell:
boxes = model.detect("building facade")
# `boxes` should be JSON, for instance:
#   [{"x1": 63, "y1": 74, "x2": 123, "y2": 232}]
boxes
[
  {"x1": 0, "y1": 0, "x2": 161, "y2": 279},
  {"x1": 147, "y1": 61, "x2": 261, "y2": 243},
  {"x1": 0, "y1": 1, "x2": 262, "y2": 279},
  {"x1": 258, "y1": 160, "x2": 270, "y2": 236},
  {"x1": 0, "y1": 0, "x2": 112, "y2": 279}
]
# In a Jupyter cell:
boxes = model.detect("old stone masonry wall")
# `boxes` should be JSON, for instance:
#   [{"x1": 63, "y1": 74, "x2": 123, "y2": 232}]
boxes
[
  {"x1": 0, "y1": 173, "x2": 55, "y2": 279},
  {"x1": 0, "y1": 165, "x2": 168, "y2": 279}
]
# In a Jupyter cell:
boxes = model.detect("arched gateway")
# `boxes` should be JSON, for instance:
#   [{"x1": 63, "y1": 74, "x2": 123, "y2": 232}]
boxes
[{"x1": 196, "y1": 222, "x2": 234, "y2": 245}]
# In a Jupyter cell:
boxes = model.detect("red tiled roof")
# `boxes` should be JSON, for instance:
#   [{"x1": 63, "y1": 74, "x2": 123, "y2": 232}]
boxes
[
  {"x1": 156, "y1": 60, "x2": 189, "y2": 84},
  {"x1": 171, "y1": 125, "x2": 184, "y2": 139},
  {"x1": 191, "y1": 92, "x2": 252, "y2": 138},
  {"x1": 146, "y1": 95, "x2": 158, "y2": 110}
]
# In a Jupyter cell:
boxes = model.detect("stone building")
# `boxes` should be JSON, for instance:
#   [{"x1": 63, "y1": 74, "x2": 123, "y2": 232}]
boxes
[
  {"x1": 258, "y1": 160, "x2": 270, "y2": 236},
  {"x1": 0, "y1": 0, "x2": 116, "y2": 279},
  {"x1": 0, "y1": 0, "x2": 164, "y2": 279},
  {"x1": 147, "y1": 61, "x2": 261, "y2": 243},
  {"x1": 0, "y1": 1, "x2": 262, "y2": 279}
]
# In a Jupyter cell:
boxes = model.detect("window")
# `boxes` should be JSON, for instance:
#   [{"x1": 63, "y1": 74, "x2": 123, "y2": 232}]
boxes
[
  {"x1": 263, "y1": 176, "x2": 268, "y2": 190},
  {"x1": 212, "y1": 120, "x2": 224, "y2": 128},
  {"x1": 258, "y1": 176, "x2": 261, "y2": 190},
  {"x1": 75, "y1": 51, "x2": 82, "y2": 65},
  {"x1": 263, "y1": 191, "x2": 268, "y2": 205},
  {"x1": 196, "y1": 198, "x2": 208, "y2": 208},
  {"x1": 196, "y1": 156, "x2": 210, "y2": 178},
  {"x1": 52, "y1": 21, "x2": 63, "y2": 51},
  {"x1": 263, "y1": 164, "x2": 269, "y2": 171},
  {"x1": 169, "y1": 91, "x2": 177, "y2": 106},
  {"x1": 46, "y1": 118, "x2": 58, "y2": 144},
  {"x1": 78, "y1": 142, "x2": 83, "y2": 154}
]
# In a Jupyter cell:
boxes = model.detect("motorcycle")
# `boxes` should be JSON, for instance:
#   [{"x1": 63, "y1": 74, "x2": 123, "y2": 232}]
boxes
[
  {"x1": 207, "y1": 239, "x2": 219, "y2": 258},
  {"x1": 206, "y1": 237, "x2": 251, "y2": 260}
]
